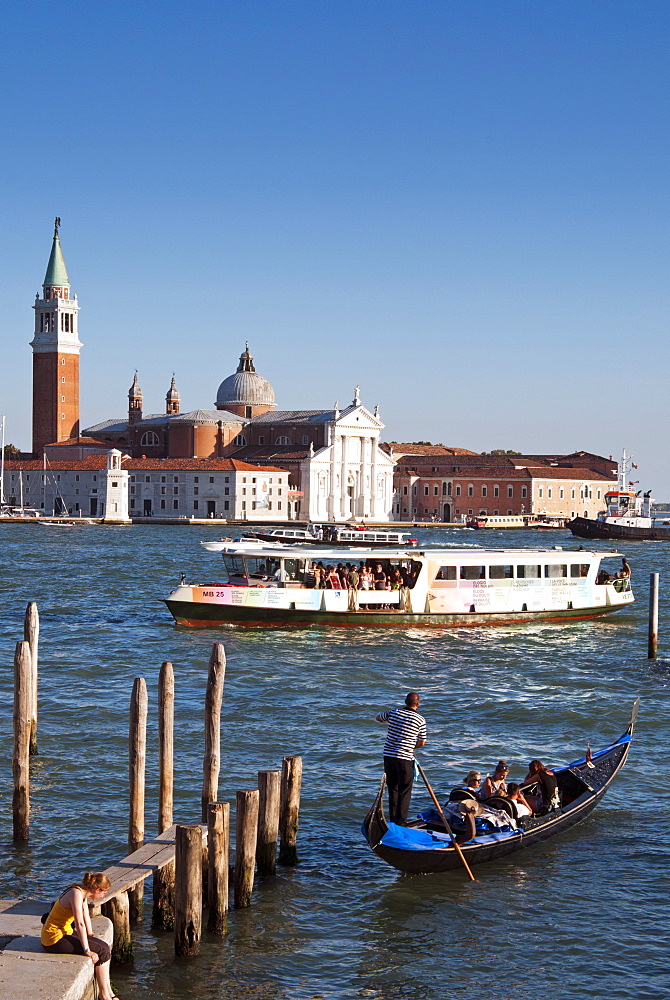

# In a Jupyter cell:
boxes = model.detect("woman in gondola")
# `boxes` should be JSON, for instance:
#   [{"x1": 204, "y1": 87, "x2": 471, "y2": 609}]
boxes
[
  {"x1": 481, "y1": 760, "x2": 509, "y2": 800},
  {"x1": 521, "y1": 759, "x2": 559, "y2": 812}
]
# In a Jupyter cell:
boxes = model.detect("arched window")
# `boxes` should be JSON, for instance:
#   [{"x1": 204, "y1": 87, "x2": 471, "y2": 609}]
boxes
[
  {"x1": 233, "y1": 434, "x2": 247, "y2": 446},
  {"x1": 140, "y1": 431, "x2": 159, "y2": 447},
  {"x1": 275, "y1": 436, "x2": 291, "y2": 445}
]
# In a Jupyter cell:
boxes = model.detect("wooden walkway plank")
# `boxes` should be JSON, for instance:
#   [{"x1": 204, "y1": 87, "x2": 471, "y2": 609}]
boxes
[{"x1": 98, "y1": 824, "x2": 207, "y2": 903}]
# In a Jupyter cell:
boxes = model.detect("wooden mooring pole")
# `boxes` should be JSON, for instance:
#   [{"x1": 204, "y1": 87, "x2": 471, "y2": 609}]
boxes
[
  {"x1": 257, "y1": 770, "x2": 281, "y2": 875},
  {"x1": 175, "y1": 824, "x2": 203, "y2": 956},
  {"x1": 648, "y1": 572, "x2": 659, "y2": 659},
  {"x1": 102, "y1": 891, "x2": 132, "y2": 964},
  {"x1": 279, "y1": 755, "x2": 302, "y2": 866},
  {"x1": 23, "y1": 602, "x2": 39, "y2": 755},
  {"x1": 234, "y1": 789, "x2": 259, "y2": 908},
  {"x1": 202, "y1": 643, "x2": 226, "y2": 822},
  {"x1": 207, "y1": 802, "x2": 230, "y2": 934},
  {"x1": 13, "y1": 641, "x2": 32, "y2": 841},
  {"x1": 153, "y1": 661, "x2": 175, "y2": 929},
  {"x1": 128, "y1": 677, "x2": 148, "y2": 921}
]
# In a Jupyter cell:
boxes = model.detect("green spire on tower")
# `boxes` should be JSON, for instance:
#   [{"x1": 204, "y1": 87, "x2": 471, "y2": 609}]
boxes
[{"x1": 43, "y1": 217, "x2": 69, "y2": 286}]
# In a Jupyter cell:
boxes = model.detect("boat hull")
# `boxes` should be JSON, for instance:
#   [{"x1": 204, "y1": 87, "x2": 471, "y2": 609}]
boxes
[
  {"x1": 569, "y1": 516, "x2": 670, "y2": 542},
  {"x1": 165, "y1": 598, "x2": 623, "y2": 629}
]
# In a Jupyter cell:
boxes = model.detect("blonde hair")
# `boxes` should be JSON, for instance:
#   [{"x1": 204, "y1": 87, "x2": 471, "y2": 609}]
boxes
[{"x1": 81, "y1": 872, "x2": 111, "y2": 893}]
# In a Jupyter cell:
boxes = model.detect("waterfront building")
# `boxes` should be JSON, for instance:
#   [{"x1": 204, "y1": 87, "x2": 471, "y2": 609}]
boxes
[
  {"x1": 30, "y1": 219, "x2": 82, "y2": 455},
  {"x1": 2, "y1": 454, "x2": 289, "y2": 521},
  {"x1": 391, "y1": 451, "x2": 618, "y2": 521}
]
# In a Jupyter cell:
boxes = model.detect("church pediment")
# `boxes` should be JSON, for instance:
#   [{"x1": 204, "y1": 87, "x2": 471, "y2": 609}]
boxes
[{"x1": 335, "y1": 403, "x2": 383, "y2": 431}]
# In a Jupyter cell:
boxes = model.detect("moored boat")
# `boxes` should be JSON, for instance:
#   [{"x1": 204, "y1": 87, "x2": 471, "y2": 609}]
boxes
[
  {"x1": 569, "y1": 452, "x2": 670, "y2": 542},
  {"x1": 165, "y1": 540, "x2": 634, "y2": 628},
  {"x1": 246, "y1": 525, "x2": 418, "y2": 547},
  {"x1": 362, "y1": 701, "x2": 638, "y2": 874}
]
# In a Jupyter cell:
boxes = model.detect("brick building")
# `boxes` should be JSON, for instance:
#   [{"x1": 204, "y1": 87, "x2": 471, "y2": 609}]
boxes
[{"x1": 390, "y1": 451, "x2": 618, "y2": 521}]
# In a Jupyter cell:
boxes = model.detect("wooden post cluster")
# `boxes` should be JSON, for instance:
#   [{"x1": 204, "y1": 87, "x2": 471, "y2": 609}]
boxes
[
  {"x1": 153, "y1": 661, "x2": 175, "y2": 930},
  {"x1": 648, "y1": 572, "x2": 659, "y2": 659},
  {"x1": 128, "y1": 677, "x2": 148, "y2": 921},
  {"x1": 12, "y1": 641, "x2": 32, "y2": 842},
  {"x1": 202, "y1": 643, "x2": 226, "y2": 822},
  {"x1": 279, "y1": 755, "x2": 303, "y2": 865},
  {"x1": 23, "y1": 602, "x2": 39, "y2": 755}
]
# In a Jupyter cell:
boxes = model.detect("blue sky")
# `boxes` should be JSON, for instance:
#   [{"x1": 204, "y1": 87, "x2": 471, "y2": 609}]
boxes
[{"x1": 2, "y1": 1, "x2": 668, "y2": 495}]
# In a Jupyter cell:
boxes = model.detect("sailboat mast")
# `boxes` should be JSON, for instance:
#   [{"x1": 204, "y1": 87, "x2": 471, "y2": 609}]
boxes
[{"x1": 0, "y1": 416, "x2": 5, "y2": 506}]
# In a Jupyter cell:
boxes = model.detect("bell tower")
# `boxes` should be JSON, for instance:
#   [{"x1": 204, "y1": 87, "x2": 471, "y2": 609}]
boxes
[{"x1": 31, "y1": 219, "x2": 82, "y2": 455}]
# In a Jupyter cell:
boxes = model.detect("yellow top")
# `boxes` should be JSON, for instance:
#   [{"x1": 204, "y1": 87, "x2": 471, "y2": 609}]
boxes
[{"x1": 40, "y1": 895, "x2": 77, "y2": 946}]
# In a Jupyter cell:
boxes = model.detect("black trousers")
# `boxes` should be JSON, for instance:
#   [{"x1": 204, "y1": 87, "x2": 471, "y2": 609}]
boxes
[{"x1": 384, "y1": 756, "x2": 415, "y2": 825}]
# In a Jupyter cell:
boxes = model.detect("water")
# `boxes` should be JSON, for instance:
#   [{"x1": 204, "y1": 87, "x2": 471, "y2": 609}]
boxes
[{"x1": 1, "y1": 524, "x2": 669, "y2": 999}]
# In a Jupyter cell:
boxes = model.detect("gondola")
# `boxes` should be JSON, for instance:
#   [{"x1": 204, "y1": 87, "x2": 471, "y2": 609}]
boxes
[{"x1": 362, "y1": 700, "x2": 639, "y2": 875}]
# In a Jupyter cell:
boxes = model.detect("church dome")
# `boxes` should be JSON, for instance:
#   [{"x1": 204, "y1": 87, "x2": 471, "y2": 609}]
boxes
[{"x1": 216, "y1": 345, "x2": 275, "y2": 412}]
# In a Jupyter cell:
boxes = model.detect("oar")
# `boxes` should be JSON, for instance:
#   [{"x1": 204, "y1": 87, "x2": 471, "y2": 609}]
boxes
[{"x1": 415, "y1": 761, "x2": 477, "y2": 882}]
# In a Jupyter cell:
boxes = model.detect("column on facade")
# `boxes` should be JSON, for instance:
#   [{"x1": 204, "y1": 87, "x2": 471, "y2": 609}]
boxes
[
  {"x1": 328, "y1": 432, "x2": 338, "y2": 520},
  {"x1": 359, "y1": 436, "x2": 369, "y2": 518},
  {"x1": 339, "y1": 433, "x2": 349, "y2": 520},
  {"x1": 369, "y1": 436, "x2": 378, "y2": 518}
]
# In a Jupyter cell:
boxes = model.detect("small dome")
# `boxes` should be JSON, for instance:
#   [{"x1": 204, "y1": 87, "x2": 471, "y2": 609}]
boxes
[{"x1": 216, "y1": 345, "x2": 275, "y2": 409}]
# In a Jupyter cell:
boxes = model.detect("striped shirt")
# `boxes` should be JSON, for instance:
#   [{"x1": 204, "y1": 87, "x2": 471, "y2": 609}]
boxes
[{"x1": 379, "y1": 707, "x2": 427, "y2": 761}]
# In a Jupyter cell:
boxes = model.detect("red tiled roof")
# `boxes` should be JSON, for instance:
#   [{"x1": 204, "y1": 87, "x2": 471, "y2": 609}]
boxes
[
  {"x1": 4, "y1": 457, "x2": 285, "y2": 474},
  {"x1": 381, "y1": 443, "x2": 479, "y2": 456},
  {"x1": 44, "y1": 437, "x2": 110, "y2": 448},
  {"x1": 124, "y1": 457, "x2": 286, "y2": 473}
]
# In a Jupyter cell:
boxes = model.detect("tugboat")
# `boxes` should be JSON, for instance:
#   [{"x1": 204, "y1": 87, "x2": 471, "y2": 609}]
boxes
[{"x1": 569, "y1": 452, "x2": 670, "y2": 542}]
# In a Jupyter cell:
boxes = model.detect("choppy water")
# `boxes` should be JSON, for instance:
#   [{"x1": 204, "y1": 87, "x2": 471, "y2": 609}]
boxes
[{"x1": 1, "y1": 524, "x2": 669, "y2": 1000}]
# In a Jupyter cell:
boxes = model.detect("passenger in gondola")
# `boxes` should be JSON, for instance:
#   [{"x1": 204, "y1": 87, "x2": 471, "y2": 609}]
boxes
[
  {"x1": 461, "y1": 769, "x2": 484, "y2": 798},
  {"x1": 506, "y1": 782, "x2": 533, "y2": 817},
  {"x1": 481, "y1": 760, "x2": 509, "y2": 799},
  {"x1": 596, "y1": 568, "x2": 613, "y2": 585},
  {"x1": 521, "y1": 759, "x2": 559, "y2": 813}
]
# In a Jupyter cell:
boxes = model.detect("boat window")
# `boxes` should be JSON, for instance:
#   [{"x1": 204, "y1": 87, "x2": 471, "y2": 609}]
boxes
[
  {"x1": 460, "y1": 565, "x2": 486, "y2": 580},
  {"x1": 435, "y1": 566, "x2": 457, "y2": 581},
  {"x1": 223, "y1": 555, "x2": 246, "y2": 577},
  {"x1": 283, "y1": 558, "x2": 305, "y2": 581},
  {"x1": 489, "y1": 565, "x2": 513, "y2": 579},
  {"x1": 570, "y1": 564, "x2": 590, "y2": 578},
  {"x1": 544, "y1": 564, "x2": 567, "y2": 578},
  {"x1": 517, "y1": 565, "x2": 541, "y2": 578}
]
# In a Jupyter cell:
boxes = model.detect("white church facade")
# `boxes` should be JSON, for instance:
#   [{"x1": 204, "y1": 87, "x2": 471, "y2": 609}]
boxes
[{"x1": 298, "y1": 396, "x2": 394, "y2": 522}]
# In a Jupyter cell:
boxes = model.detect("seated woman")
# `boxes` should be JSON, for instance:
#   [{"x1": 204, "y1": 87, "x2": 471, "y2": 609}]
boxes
[
  {"x1": 41, "y1": 872, "x2": 117, "y2": 1000},
  {"x1": 461, "y1": 769, "x2": 484, "y2": 799},
  {"x1": 521, "y1": 758, "x2": 560, "y2": 813},
  {"x1": 481, "y1": 760, "x2": 509, "y2": 800},
  {"x1": 506, "y1": 782, "x2": 533, "y2": 817}
]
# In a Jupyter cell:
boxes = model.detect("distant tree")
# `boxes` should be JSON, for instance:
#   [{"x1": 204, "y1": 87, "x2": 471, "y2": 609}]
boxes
[
  {"x1": 3, "y1": 443, "x2": 19, "y2": 457},
  {"x1": 481, "y1": 449, "x2": 522, "y2": 456}
]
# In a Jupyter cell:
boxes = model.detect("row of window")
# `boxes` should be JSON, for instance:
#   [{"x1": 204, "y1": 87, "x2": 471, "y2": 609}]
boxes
[
  {"x1": 435, "y1": 563, "x2": 591, "y2": 581},
  {"x1": 407, "y1": 483, "x2": 529, "y2": 499},
  {"x1": 127, "y1": 499, "x2": 284, "y2": 513}
]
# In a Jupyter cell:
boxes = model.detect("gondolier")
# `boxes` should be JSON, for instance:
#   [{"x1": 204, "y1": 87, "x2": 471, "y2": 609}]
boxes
[{"x1": 376, "y1": 692, "x2": 426, "y2": 825}]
